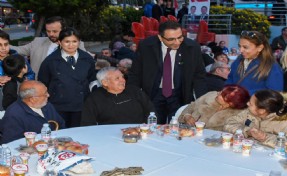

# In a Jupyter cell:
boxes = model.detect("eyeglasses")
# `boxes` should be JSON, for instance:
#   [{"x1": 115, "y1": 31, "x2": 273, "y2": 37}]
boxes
[
  {"x1": 161, "y1": 35, "x2": 184, "y2": 42},
  {"x1": 241, "y1": 31, "x2": 262, "y2": 42}
]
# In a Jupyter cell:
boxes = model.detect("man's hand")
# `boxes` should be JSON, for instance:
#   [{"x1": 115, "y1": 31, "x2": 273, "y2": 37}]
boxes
[
  {"x1": 183, "y1": 114, "x2": 196, "y2": 126},
  {"x1": 249, "y1": 128, "x2": 266, "y2": 142},
  {"x1": 0, "y1": 76, "x2": 11, "y2": 86}
]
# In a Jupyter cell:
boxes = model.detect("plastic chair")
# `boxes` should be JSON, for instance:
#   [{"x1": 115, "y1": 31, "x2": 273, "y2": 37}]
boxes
[
  {"x1": 141, "y1": 16, "x2": 152, "y2": 31},
  {"x1": 167, "y1": 15, "x2": 178, "y2": 22},
  {"x1": 160, "y1": 16, "x2": 168, "y2": 23},
  {"x1": 141, "y1": 16, "x2": 158, "y2": 37},
  {"x1": 174, "y1": 104, "x2": 188, "y2": 120},
  {"x1": 150, "y1": 17, "x2": 159, "y2": 31},
  {"x1": 131, "y1": 22, "x2": 145, "y2": 46},
  {"x1": 196, "y1": 20, "x2": 216, "y2": 45}
]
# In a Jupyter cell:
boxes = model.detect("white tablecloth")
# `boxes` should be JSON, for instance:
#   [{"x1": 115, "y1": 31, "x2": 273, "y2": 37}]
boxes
[{"x1": 7, "y1": 125, "x2": 287, "y2": 176}]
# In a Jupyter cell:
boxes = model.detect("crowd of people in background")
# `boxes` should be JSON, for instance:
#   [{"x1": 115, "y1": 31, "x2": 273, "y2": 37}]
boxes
[{"x1": 0, "y1": 0, "x2": 286, "y2": 149}]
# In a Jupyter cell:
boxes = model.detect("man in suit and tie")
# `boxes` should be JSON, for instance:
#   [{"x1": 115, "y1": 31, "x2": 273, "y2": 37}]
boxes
[
  {"x1": 10, "y1": 16, "x2": 86, "y2": 78},
  {"x1": 199, "y1": 6, "x2": 209, "y2": 21},
  {"x1": 128, "y1": 21, "x2": 207, "y2": 124}
]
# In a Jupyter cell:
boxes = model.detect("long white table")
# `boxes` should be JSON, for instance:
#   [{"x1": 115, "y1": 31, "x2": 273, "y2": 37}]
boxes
[{"x1": 7, "y1": 125, "x2": 287, "y2": 176}]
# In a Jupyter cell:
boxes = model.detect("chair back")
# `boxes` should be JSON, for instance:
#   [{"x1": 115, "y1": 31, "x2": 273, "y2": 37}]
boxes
[
  {"x1": 150, "y1": 18, "x2": 159, "y2": 31},
  {"x1": 131, "y1": 22, "x2": 145, "y2": 47},
  {"x1": 141, "y1": 16, "x2": 152, "y2": 31},
  {"x1": 167, "y1": 15, "x2": 178, "y2": 22},
  {"x1": 160, "y1": 16, "x2": 168, "y2": 23},
  {"x1": 48, "y1": 120, "x2": 59, "y2": 131},
  {"x1": 131, "y1": 22, "x2": 145, "y2": 39}
]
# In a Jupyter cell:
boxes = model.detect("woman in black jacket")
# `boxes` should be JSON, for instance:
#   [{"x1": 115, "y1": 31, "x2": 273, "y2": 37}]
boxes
[{"x1": 38, "y1": 27, "x2": 96, "y2": 128}]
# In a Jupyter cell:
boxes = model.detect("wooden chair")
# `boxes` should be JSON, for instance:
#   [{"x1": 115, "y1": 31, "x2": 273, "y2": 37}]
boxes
[{"x1": 48, "y1": 120, "x2": 59, "y2": 131}]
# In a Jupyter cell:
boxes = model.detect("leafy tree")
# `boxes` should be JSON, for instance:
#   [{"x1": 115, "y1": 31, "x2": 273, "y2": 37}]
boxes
[{"x1": 8, "y1": 0, "x2": 111, "y2": 37}]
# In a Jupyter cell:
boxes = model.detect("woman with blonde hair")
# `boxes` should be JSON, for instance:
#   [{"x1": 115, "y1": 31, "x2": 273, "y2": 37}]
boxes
[{"x1": 226, "y1": 31, "x2": 283, "y2": 95}]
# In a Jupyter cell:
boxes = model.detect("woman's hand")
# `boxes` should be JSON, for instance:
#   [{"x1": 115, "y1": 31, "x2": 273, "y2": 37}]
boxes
[
  {"x1": 183, "y1": 114, "x2": 196, "y2": 126},
  {"x1": 249, "y1": 128, "x2": 266, "y2": 142}
]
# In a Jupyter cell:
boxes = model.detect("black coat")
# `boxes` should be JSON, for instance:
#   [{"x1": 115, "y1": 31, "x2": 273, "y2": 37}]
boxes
[
  {"x1": 206, "y1": 73, "x2": 226, "y2": 92},
  {"x1": 128, "y1": 36, "x2": 207, "y2": 104},
  {"x1": 271, "y1": 35, "x2": 287, "y2": 51},
  {"x1": 38, "y1": 49, "x2": 96, "y2": 112}
]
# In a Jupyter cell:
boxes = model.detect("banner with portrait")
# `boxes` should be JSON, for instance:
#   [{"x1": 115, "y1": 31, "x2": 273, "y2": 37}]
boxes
[{"x1": 183, "y1": 0, "x2": 210, "y2": 33}]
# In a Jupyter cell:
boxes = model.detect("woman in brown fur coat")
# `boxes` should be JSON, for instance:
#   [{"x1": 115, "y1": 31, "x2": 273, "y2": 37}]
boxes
[{"x1": 178, "y1": 85, "x2": 250, "y2": 131}]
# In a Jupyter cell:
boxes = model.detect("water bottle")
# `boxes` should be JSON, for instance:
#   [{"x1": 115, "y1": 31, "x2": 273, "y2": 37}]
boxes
[
  {"x1": 274, "y1": 132, "x2": 286, "y2": 157},
  {"x1": 233, "y1": 129, "x2": 244, "y2": 153},
  {"x1": 147, "y1": 112, "x2": 157, "y2": 132},
  {"x1": 2, "y1": 144, "x2": 11, "y2": 167},
  {"x1": 169, "y1": 116, "x2": 179, "y2": 137},
  {"x1": 41, "y1": 123, "x2": 51, "y2": 143}
]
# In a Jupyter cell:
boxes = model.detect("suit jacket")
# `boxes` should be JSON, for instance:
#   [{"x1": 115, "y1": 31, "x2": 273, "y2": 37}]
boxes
[
  {"x1": 128, "y1": 36, "x2": 207, "y2": 104},
  {"x1": 10, "y1": 37, "x2": 86, "y2": 77}
]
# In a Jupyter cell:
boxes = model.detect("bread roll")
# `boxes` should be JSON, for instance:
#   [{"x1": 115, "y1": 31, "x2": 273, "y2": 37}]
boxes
[
  {"x1": 179, "y1": 129, "x2": 193, "y2": 137},
  {"x1": 123, "y1": 128, "x2": 140, "y2": 135}
]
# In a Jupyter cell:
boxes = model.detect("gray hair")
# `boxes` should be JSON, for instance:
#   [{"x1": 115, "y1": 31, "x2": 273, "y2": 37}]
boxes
[
  {"x1": 19, "y1": 87, "x2": 37, "y2": 99},
  {"x1": 209, "y1": 61, "x2": 228, "y2": 73},
  {"x1": 118, "y1": 58, "x2": 132, "y2": 69},
  {"x1": 96, "y1": 66, "x2": 118, "y2": 86}
]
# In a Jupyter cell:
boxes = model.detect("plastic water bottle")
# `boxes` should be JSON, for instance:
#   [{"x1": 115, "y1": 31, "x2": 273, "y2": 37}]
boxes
[
  {"x1": 169, "y1": 116, "x2": 179, "y2": 137},
  {"x1": 274, "y1": 132, "x2": 286, "y2": 157},
  {"x1": 2, "y1": 144, "x2": 11, "y2": 167},
  {"x1": 147, "y1": 112, "x2": 157, "y2": 132},
  {"x1": 233, "y1": 129, "x2": 244, "y2": 152},
  {"x1": 41, "y1": 123, "x2": 51, "y2": 143}
]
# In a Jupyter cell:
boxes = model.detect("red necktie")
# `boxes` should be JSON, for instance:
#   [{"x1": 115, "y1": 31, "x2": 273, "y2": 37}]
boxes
[{"x1": 162, "y1": 48, "x2": 172, "y2": 97}]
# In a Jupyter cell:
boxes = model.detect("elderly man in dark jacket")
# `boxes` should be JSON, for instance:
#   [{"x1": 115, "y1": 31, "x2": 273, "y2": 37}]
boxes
[
  {"x1": 128, "y1": 21, "x2": 207, "y2": 124},
  {"x1": 0, "y1": 81, "x2": 65, "y2": 144}
]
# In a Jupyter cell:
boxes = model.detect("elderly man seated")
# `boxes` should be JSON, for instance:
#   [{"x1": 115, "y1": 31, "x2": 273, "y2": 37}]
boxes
[
  {"x1": 206, "y1": 61, "x2": 231, "y2": 92},
  {"x1": 0, "y1": 80, "x2": 65, "y2": 144},
  {"x1": 81, "y1": 67, "x2": 154, "y2": 125}
]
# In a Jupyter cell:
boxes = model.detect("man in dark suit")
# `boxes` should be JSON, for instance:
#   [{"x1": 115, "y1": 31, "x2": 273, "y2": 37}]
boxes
[
  {"x1": 128, "y1": 21, "x2": 207, "y2": 124},
  {"x1": 199, "y1": 6, "x2": 208, "y2": 21},
  {"x1": 152, "y1": 0, "x2": 164, "y2": 21}
]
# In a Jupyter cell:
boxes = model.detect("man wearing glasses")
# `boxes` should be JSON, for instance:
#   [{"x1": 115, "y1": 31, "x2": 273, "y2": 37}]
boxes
[
  {"x1": 129, "y1": 21, "x2": 207, "y2": 124},
  {"x1": 0, "y1": 81, "x2": 65, "y2": 144}
]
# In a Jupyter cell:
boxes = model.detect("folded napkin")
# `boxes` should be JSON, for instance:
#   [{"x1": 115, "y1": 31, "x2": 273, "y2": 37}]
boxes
[{"x1": 100, "y1": 167, "x2": 144, "y2": 176}]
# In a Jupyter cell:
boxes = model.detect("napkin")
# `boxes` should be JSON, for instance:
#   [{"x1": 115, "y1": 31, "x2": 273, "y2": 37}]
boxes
[{"x1": 100, "y1": 167, "x2": 144, "y2": 176}]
